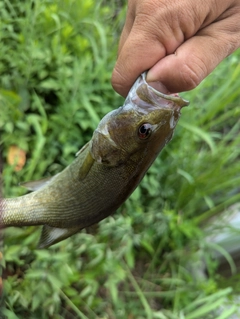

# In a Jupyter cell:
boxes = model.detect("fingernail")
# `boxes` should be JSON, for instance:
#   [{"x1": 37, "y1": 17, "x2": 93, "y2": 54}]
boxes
[
  {"x1": 147, "y1": 81, "x2": 169, "y2": 94},
  {"x1": 146, "y1": 70, "x2": 170, "y2": 94},
  {"x1": 146, "y1": 67, "x2": 159, "y2": 82}
]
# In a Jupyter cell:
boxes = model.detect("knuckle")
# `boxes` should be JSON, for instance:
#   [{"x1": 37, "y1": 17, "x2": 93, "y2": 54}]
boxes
[{"x1": 133, "y1": 1, "x2": 172, "y2": 41}]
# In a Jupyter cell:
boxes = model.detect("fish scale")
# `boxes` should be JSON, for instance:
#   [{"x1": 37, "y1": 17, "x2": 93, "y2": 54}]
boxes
[{"x1": 0, "y1": 73, "x2": 189, "y2": 248}]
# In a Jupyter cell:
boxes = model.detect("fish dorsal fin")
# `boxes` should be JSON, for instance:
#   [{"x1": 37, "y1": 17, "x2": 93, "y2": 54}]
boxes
[
  {"x1": 38, "y1": 225, "x2": 82, "y2": 248},
  {"x1": 20, "y1": 175, "x2": 57, "y2": 191}
]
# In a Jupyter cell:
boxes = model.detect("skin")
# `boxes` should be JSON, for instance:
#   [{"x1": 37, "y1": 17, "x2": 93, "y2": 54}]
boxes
[{"x1": 112, "y1": 0, "x2": 240, "y2": 97}]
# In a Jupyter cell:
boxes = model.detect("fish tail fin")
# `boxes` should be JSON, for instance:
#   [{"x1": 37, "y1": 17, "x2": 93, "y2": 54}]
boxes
[{"x1": 38, "y1": 225, "x2": 82, "y2": 248}]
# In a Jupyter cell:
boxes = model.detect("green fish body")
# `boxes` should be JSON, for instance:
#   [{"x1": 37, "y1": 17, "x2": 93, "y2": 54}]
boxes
[{"x1": 0, "y1": 73, "x2": 189, "y2": 248}]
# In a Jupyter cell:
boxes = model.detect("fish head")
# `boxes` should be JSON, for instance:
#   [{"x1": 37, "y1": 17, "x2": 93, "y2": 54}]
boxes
[{"x1": 90, "y1": 73, "x2": 189, "y2": 166}]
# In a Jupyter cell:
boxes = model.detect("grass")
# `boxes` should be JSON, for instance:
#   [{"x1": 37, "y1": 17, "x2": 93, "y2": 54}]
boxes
[{"x1": 1, "y1": 0, "x2": 240, "y2": 318}]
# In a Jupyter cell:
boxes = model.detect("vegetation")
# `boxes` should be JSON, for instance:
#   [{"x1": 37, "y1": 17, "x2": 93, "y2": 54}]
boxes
[{"x1": 1, "y1": 0, "x2": 240, "y2": 318}]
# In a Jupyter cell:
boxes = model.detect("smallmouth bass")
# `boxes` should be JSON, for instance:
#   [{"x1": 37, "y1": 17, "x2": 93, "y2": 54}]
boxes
[{"x1": 0, "y1": 73, "x2": 189, "y2": 248}]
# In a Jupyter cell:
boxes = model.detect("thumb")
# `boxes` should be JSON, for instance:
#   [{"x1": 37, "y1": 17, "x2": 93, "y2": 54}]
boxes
[{"x1": 146, "y1": 23, "x2": 239, "y2": 93}]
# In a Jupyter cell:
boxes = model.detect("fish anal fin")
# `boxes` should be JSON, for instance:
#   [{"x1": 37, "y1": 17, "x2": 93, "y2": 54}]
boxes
[{"x1": 38, "y1": 225, "x2": 82, "y2": 248}]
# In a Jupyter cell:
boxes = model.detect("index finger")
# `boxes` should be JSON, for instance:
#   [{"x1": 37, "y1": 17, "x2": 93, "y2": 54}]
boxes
[{"x1": 112, "y1": 29, "x2": 167, "y2": 97}]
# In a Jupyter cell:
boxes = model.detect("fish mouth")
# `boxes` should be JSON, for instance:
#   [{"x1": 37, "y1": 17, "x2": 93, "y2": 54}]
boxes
[{"x1": 127, "y1": 72, "x2": 189, "y2": 112}]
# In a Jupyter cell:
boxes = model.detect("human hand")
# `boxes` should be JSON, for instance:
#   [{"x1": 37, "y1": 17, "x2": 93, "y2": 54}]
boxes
[{"x1": 112, "y1": 0, "x2": 240, "y2": 97}]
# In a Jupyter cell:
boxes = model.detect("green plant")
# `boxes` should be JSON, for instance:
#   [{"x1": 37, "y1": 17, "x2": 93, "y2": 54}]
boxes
[{"x1": 1, "y1": 0, "x2": 240, "y2": 318}]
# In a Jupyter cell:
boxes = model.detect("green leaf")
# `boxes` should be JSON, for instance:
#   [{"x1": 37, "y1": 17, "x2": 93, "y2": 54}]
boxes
[{"x1": 180, "y1": 121, "x2": 216, "y2": 153}]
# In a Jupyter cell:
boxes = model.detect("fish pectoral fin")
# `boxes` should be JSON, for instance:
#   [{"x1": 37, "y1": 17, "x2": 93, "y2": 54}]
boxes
[
  {"x1": 20, "y1": 175, "x2": 58, "y2": 191},
  {"x1": 78, "y1": 148, "x2": 95, "y2": 180},
  {"x1": 75, "y1": 141, "x2": 90, "y2": 157},
  {"x1": 38, "y1": 225, "x2": 82, "y2": 249}
]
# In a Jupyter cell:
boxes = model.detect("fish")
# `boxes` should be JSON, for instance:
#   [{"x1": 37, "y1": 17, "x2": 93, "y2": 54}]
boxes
[{"x1": 0, "y1": 73, "x2": 189, "y2": 248}]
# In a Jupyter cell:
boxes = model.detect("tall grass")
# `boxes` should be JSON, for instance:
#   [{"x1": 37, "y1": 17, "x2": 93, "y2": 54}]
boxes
[{"x1": 1, "y1": 0, "x2": 240, "y2": 318}]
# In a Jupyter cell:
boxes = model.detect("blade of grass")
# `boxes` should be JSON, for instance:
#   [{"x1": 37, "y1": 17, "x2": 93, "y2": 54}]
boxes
[
  {"x1": 194, "y1": 193, "x2": 240, "y2": 225},
  {"x1": 183, "y1": 288, "x2": 232, "y2": 314},
  {"x1": 123, "y1": 261, "x2": 153, "y2": 319}
]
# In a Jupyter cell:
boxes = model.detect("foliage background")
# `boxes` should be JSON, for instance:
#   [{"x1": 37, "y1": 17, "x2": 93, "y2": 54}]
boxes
[{"x1": 1, "y1": 0, "x2": 240, "y2": 318}]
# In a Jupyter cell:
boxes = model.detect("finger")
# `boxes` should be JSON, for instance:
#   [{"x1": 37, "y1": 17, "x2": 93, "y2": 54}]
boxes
[
  {"x1": 112, "y1": 32, "x2": 167, "y2": 97},
  {"x1": 146, "y1": 15, "x2": 240, "y2": 93},
  {"x1": 117, "y1": 3, "x2": 136, "y2": 54},
  {"x1": 112, "y1": 1, "x2": 187, "y2": 97},
  {"x1": 111, "y1": 0, "x2": 209, "y2": 97}
]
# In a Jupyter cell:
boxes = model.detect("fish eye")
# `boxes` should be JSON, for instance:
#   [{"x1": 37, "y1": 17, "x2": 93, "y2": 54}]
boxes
[{"x1": 138, "y1": 123, "x2": 152, "y2": 139}]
